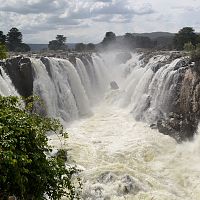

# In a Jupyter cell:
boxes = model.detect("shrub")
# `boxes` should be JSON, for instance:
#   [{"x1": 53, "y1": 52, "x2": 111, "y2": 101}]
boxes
[
  {"x1": 191, "y1": 44, "x2": 200, "y2": 62},
  {"x1": 184, "y1": 42, "x2": 195, "y2": 52},
  {"x1": 0, "y1": 96, "x2": 81, "y2": 200},
  {"x1": 0, "y1": 43, "x2": 7, "y2": 60}
]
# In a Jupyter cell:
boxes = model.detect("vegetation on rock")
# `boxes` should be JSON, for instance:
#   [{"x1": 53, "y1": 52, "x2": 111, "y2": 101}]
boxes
[
  {"x1": 0, "y1": 43, "x2": 8, "y2": 59},
  {"x1": 174, "y1": 27, "x2": 199, "y2": 50}
]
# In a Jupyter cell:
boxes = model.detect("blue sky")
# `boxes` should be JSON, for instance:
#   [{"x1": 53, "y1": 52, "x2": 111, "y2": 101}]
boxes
[{"x1": 0, "y1": 0, "x2": 200, "y2": 43}]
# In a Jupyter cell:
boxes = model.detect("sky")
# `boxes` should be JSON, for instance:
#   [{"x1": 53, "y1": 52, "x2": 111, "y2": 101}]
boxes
[{"x1": 0, "y1": 0, "x2": 200, "y2": 44}]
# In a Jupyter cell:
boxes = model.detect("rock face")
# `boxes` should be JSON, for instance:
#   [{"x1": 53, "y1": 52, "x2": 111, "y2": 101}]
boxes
[
  {"x1": 3, "y1": 56, "x2": 33, "y2": 97},
  {"x1": 157, "y1": 61, "x2": 200, "y2": 141},
  {"x1": 2, "y1": 52, "x2": 200, "y2": 142},
  {"x1": 110, "y1": 81, "x2": 119, "y2": 90}
]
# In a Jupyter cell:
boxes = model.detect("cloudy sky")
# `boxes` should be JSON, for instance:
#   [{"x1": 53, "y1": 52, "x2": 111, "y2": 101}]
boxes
[{"x1": 0, "y1": 0, "x2": 200, "y2": 44}]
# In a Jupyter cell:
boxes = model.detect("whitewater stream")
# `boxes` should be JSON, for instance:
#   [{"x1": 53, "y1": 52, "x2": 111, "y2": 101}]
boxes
[
  {"x1": 1, "y1": 52, "x2": 200, "y2": 199},
  {"x1": 47, "y1": 53, "x2": 200, "y2": 200},
  {"x1": 49, "y1": 99, "x2": 200, "y2": 200}
]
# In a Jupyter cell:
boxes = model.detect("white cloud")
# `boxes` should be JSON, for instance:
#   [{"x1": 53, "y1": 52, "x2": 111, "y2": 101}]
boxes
[{"x1": 0, "y1": 0, "x2": 199, "y2": 43}]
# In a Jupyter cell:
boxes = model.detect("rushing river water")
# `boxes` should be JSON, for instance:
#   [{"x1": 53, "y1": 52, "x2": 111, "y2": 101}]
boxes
[
  {"x1": 1, "y1": 52, "x2": 200, "y2": 199},
  {"x1": 49, "y1": 100, "x2": 200, "y2": 200}
]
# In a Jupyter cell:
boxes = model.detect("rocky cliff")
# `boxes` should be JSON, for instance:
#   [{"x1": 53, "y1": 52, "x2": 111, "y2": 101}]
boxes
[
  {"x1": 1, "y1": 51, "x2": 200, "y2": 142},
  {"x1": 155, "y1": 56, "x2": 200, "y2": 141}
]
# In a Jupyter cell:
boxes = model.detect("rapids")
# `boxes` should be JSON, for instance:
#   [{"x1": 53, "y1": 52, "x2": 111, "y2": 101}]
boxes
[
  {"x1": 50, "y1": 101, "x2": 200, "y2": 200},
  {"x1": 47, "y1": 52, "x2": 200, "y2": 200},
  {"x1": 1, "y1": 51, "x2": 200, "y2": 199}
]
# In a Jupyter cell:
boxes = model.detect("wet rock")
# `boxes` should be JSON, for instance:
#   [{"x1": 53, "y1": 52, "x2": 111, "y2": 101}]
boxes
[
  {"x1": 151, "y1": 62, "x2": 162, "y2": 73},
  {"x1": 110, "y1": 81, "x2": 119, "y2": 90},
  {"x1": 82, "y1": 184, "x2": 108, "y2": 200},
  {"x1": 117, "y1": 175, "x2": 142, "y2": 196},
  {"x1": 150, "y1": 123, "x2": 157, "y2": 129},
  {"x1": 68, "y1": 55, "x2": 76, "y2": 65},
  {"x1": 98, "y1": 172, "x2": 117, "y2": 183},
  {"x1": 157, "y1": 112, "x2": 198, "y2": 142},
  {"x1": 3, "y1": 56, "x2": 33, "y2": 97}
]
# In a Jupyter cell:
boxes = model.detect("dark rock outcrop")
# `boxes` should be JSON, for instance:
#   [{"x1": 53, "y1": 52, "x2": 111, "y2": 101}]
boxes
[
  {"x1": 3, "y1": 56, "x2": 33, "y2": 97},
  {"x1": 157, "y1": 61, "x2": 200, "y2": 141},
  {"x1": 110, "y1": 81, "x2": 119, "y2": 90}
]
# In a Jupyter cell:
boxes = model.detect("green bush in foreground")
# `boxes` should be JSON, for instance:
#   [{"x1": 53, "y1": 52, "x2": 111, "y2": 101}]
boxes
[{"x1": 0, "y1": 96, "x2": 81, "y2": 200}]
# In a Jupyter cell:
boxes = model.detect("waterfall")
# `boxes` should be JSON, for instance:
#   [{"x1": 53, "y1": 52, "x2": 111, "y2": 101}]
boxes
[
  {"x1": 91, "y1": 54, "x2": 110, "y2": 96},
  {"x1": 1, "y1": 52, "x2": 200, "y2": 199},
  {"x1": 75, "y1": 58, "x2": 93, "y2": 103},
  {"x1": 31, "y1": 58, "x2": 92, "y2": 121},
  {"x1": 0, "y1": 66, "x2": 19, "y2": 96},
  {"x1": 31, "y1": 55, "x2": 111, "y2": 122},
  {"x1": 119, "y1": 54, "x2": 185, "y2": 123}
]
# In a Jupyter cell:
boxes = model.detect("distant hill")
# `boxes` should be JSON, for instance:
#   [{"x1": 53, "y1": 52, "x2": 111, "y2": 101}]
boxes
[
  {"x1": 112, "y1": 32, "x2": 175, "y2": 50},
  {"x1": 28, "y1": 43, "x2": 76, "y2": 51},
  {"x1": 132, "y1": 32, "x2": 175, "y2": 39}
]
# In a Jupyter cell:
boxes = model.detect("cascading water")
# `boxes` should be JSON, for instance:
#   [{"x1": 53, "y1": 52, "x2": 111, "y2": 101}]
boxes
[
  {"x1": 47, "y1": 52, "x2": 200, "y2": 200},
  {"x1": 0, "y1": 66, "x2": 19, "y2": 96},
  {"x1": 32, "y1": 57, "x2": 93, "y2": 121},
  {"x1": 1, "y1": 51, "x2": 200, "y2": 199},
  {"x1": 75, "y1": 58, "x2": 93, "y2": 103}
]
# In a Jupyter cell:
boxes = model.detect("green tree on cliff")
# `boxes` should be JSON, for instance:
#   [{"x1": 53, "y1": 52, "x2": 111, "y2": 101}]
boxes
[
  {"x1": 174, "y1": 27, "x2": 198, "y2": 50},
  {"x1": 0, "y1": 43, "x2": 7, "y2": 59},
  {"x1": 184, "y1": 42, "x2": 195, "y2": 52}
]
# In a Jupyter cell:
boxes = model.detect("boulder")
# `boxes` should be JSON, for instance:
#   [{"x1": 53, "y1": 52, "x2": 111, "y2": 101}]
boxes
[{"x1": 110, "y1": 81, "x2": 119, "y2": 90}]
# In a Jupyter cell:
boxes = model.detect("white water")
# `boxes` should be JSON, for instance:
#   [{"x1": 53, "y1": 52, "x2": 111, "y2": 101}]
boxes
[
  {"x1": 50, "y1": 101, "x2": 200, "y2": 200},
  {"x1": 0, "y1": 66, "x2": 19, "y2": 96},
  {"x1": 1, "y1": 52, "x2": 198, "y2": 199}
]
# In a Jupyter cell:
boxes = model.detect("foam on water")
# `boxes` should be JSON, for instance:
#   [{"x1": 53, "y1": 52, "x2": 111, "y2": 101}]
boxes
[
  {"x1": 0, "y1": 66, "x2": 19, "y2": 96},
  {"x1": 49, "y1": 101, "x2": 200, "y2": 199},
  {"x1": 47, "y1": 52, "x2": 200, "y2": 199}
]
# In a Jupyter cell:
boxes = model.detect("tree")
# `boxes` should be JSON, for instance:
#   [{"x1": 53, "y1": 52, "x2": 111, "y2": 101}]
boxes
[
  {"x1": 56, "y1": 35, "x2": 66, "y2": 45},
  {"x1": 48, "y1": 40, "x2": 61, "y2": 51},
  {"x1": 48, "y1": 35, "x2": 67, "y2": 51},
  {"x1": 7, "y1": 28, "x2": 22, "y2": 51},
  {"x1": 174, "y1": 27, "x2": 198, "y2": 50},
  {"x1": 6, "y1": 28, "x2": 30, "y2": 52},
  {"x1": 75, "y1": 43, "x2": 86, "y2": 52},
  {"x1": 0, "y1": 96, "x2": 81, "y2": 200},
  {"x1": 18, "y1": 43, "x2": 31, "y2": 52},
  {"x1": 0, "y1": 31, "x2": 6, "y2": 44},
  {"x1": 0, "y1": 43, "x2": 7, "y2": 59}
]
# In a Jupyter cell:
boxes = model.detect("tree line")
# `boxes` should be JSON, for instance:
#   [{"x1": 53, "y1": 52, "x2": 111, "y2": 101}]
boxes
[
  {"x1": 100, "y1": 27, "x2": 200, "y2": 51},
  {"x1": 0, "y1": 28, "x2": 30, "y2": 53},
  {"x1": 48, "y1": 35, "x2": 96, "y2": 52}
]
